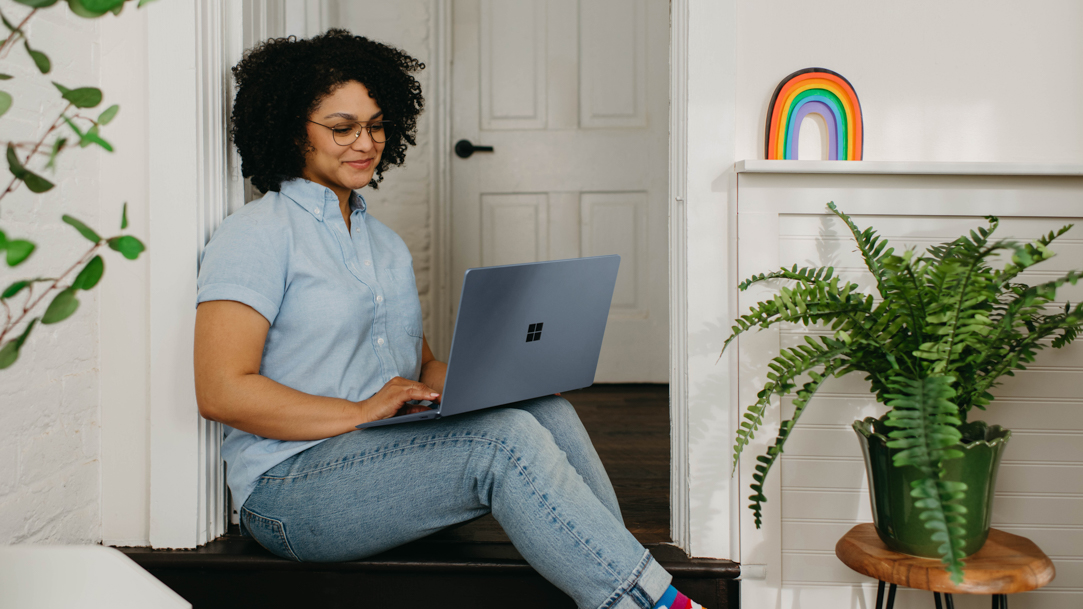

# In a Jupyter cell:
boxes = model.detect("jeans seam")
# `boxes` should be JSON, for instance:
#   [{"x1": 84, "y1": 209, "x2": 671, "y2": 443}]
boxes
[
  {"x1": 258, "y1": 435, "x2": 474, "y2": 480},
  {"x1": 257, "y1": 432, "x2": 625, "y2": 583},
  {"x1": 241, "y1": 506, "x2": 301, "y2": 561}
]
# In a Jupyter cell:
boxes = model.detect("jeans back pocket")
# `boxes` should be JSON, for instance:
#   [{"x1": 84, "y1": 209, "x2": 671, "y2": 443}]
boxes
[{"x1": 241, "y1": 506, "x2": 301, "y2": 561}]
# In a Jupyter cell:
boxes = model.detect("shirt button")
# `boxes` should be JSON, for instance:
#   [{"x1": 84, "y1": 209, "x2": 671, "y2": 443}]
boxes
[
  {"x1": 376, "y1": 295, "x2": 383, "y2": 303},
  {"x1": 313, "y1": 208, "x2": 320, "y2": 215},
  {"x1": 377, "y1": 337, "x2": 385, "y2": 346},
  {"x1": 364, "y1": 260, "x2": 372, "y2": 266}
]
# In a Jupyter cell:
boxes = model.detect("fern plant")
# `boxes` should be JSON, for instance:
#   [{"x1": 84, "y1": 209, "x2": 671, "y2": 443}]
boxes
[{"x1": 723, "y1": 202, "x2": 1083, "y2": 583}]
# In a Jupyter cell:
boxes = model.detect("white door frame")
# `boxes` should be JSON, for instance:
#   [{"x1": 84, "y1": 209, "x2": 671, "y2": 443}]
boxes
[
  {"x1": 668, "y1": 0, "x2": 691, "y2": 552},
  {"x1": 431, "y1": 0, "x2": 717, "y2": 554},
  {"x1": 146, "y1": 0, "x2": 245, "y2": 548},
  {"x1": 144, "y1": 0, "x2": 739, "y2": 558}
]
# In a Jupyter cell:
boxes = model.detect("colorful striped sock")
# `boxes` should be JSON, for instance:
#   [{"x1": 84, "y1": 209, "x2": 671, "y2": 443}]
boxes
[{"x1": 652, "y1": 585, "x2": 702, "y2": 609}]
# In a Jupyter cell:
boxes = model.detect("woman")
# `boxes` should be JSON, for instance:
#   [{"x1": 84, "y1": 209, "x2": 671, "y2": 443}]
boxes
[{"x1": 194, "y1": 30, "x2": 701, "y2": 609}]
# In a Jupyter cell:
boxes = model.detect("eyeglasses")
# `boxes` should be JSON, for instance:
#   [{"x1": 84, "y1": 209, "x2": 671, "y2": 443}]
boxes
[{"x1": 307, "y1": 119, "x2": 393, "y2": 145}]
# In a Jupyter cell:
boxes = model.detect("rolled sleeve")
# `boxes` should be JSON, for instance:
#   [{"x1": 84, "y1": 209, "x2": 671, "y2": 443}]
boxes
[
  {"x1": 196, "y1": 282, "x2": 282, "y2": 325},
  {"x1": 196, "y1": 207, "x2": 288, "y2": 325}
]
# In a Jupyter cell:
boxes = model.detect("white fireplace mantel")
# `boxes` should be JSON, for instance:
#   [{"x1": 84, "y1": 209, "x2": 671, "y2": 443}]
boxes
[{"x1": 736, "y1": 159, "x2": 1083, "y2": 177}]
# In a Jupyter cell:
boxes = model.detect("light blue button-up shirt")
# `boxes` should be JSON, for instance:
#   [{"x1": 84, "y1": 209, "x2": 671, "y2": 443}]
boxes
[{"x1": 196, "y1": 178, "x2": 423, "y2": 511}]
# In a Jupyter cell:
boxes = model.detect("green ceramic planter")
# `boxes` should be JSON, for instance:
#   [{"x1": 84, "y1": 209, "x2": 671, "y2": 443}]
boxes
[{"x1": 853, "y1": 415, "x2": 1012, "y2": 558}]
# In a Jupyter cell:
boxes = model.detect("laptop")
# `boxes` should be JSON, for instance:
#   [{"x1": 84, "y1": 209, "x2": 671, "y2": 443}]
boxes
[{"x1": 357, "y1": 255, "x2": 620, "y2": 429}]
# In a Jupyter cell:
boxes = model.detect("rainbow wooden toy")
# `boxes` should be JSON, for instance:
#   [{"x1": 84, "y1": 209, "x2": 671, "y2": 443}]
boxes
[{"x1": 765, "y1": 67, "x2": 863, "y2": 160}]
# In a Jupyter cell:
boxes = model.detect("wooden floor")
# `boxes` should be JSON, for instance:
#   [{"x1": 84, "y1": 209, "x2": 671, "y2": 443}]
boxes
[{"x1": 431, "y1": 383, "x2": 671, "y2": 544}]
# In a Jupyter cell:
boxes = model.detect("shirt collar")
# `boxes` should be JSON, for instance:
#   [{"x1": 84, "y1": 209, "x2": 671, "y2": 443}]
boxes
[
  {"x1": 351, "y1": 191, "x2": 367, "y2": 213},
  {"x1": 278, "y1": 178, "x2": 365, "y2": 221}
]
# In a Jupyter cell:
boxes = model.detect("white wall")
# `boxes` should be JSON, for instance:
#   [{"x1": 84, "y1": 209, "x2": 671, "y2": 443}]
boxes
[
  {"x1": 0, "y1": 1, "x2": 148, "y2": 545},
  {"x1": 680, "y1": 0, "x2": 1083, "y2": 562},
  {"x1": 735, "y1": 0, "x2": 1083, "y2": 164},
  {"x1": 333, "y1": 0, "x2": 438, "y2": 333}
]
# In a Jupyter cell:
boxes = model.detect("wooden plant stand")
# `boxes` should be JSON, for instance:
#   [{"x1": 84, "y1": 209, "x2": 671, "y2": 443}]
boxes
[{"x1": 835, "y1": 523, "x2": 1055, "y2": 609}]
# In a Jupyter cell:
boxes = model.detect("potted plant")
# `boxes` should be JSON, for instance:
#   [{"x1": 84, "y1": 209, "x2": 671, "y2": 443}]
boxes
[{"x1": 723, "y1": 202, "x2": 1083, "y2": 582}]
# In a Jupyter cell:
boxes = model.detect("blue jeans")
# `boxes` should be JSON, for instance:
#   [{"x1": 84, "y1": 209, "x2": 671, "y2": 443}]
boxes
[{"x1": 240, "y1": 395, "x2": 672, "y2": 609}]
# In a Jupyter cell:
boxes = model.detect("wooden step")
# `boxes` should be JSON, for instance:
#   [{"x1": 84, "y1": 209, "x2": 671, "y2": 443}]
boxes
[{"x1": 122, "y1": 535, "x2": 739, "y2": 608}]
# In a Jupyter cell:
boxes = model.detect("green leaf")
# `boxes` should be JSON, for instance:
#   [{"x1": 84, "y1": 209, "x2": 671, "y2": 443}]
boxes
[
  {"x1": 14, "y1": 0, "x2": 61, "y2": 7},
  {"x1": 78, "y1": 125, "x2": 112, "y2": 151},
  {"x1": 21, "y1": 169, "x2": 54, "y2": 193},
  {"x1": 62, "y1": 214, "x2": 101, "y2": 243},
  {"x1": 0, "y1": 228, "x2": 6, "y2": 248},
  {"x1": 24, "y1": 41, "x2": 50, "y2": 74},
  {"x1": 107, "y1": 235, "x2": 144, "y2": 260},
  {"x1": 66, "y1": 0, "x2": 109, "y2": 18},
  {"x1": 14, "y1": 318, "x2": 36, "y2": 347},
  {"x1": 120, "y1": 202, "x2": 128, "y2": 229},
  {"x1": 2, "y1": 280, "x2": 30, "y2": 299},
  {"x1": 79, "y1": 124, "x2": 99, "y2": 147},
  {"x1": 62, "y1": 115, "x2": 84, "y2": 138},
  {"x1": 63, "y1": 117, "x2": 111, "y2": 151},
  {"x1": 2, "y1": 141, "x2": 51, "y2": 191},
  {"x1": 72, "y1": 255, "x2": 103, "y2": 290},
  {"x1": 6, "y1": 142, "x2": 26, "y2": 178},
  {"x1": 79, "y1": 0, "x2": 124, "y2": 12},
  {"x1": 45, "y1": 137, "x2": 66, "y2": 171},
  {"x1": 0, "y1": 341, "x2": 19, "y2": 369},
  {"x1": 97, "y1": 103, "x2": 119, "y2": 125},
  {"x1": 0, "y1": 8, "x2": 17, "y2": 31},
  {"x1": 55, "y1": 84, "x2": 102, "y2": 108},
  {"x1": 137, "y1": 0, "x2": 157, "y2": 6},
  {"x1": 6, "y1": 239, "x2": 34, "y2": 266},
  {"x1": 0, "y1": 90, "x2": 11, "y2": 118},
  {"x1": 0, "y1": 318, "x2": 38, "y2": 370},
  {"x1": 0, "y1": 73, "x2": 12, "y2": 80},
  {"x1": 42, "y1": 287, "x2": 79, "y2": 324}
]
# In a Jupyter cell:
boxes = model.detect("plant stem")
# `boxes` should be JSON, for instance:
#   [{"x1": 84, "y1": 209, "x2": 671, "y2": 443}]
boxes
[
  {"x1": 0, "y1": 9, "x2": 36, "y2": 59},
  {"x1": 0, "y1": 240, "x2": 99, "y2": 344}
]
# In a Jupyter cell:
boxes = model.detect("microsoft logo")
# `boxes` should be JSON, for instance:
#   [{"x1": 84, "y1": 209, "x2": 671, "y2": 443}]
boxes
[{"x1": 525, "y1": 322, "x2": 544, "y2": 342}]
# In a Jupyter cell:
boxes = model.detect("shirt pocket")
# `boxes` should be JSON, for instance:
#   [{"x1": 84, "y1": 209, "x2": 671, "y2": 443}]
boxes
[{"x1": 384, "y1": 267, "x2": 424, "y2": 338}]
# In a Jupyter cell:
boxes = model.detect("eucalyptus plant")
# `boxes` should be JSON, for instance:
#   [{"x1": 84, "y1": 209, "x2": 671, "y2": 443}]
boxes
[
  {"x1": 723, "y1": 202, "x2": 1083, "y2": 582},
  {"x1": 0, "y1": 0, "x2": 153, "y2": 370}
]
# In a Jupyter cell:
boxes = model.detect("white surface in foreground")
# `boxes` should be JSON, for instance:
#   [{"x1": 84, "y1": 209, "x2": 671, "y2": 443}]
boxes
[{"x1": 0, "y1": 545, "x2": 189, "y2": 609}]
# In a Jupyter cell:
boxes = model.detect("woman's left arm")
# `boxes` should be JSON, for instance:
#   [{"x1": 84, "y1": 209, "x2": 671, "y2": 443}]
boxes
[{"x1": 419, "y1": 335, "x2": 447, "y2": 396}]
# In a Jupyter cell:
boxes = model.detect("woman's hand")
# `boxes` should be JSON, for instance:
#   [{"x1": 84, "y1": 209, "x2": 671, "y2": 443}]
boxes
[{"x1": 360, "y1": 376, "x2": 441, "y2": 422}]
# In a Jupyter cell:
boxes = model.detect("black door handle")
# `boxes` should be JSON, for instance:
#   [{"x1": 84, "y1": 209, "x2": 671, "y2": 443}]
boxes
[{"x1": 455, "y1": 139, "x2": 494, "y2": 159}]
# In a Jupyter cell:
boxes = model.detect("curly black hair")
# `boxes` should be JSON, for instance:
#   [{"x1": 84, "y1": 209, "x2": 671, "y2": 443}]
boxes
[{"x1": 230, "y1": 29, "x2": 425, "y2": 193}]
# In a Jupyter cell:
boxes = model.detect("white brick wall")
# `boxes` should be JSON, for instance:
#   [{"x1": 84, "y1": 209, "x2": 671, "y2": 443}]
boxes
[
  {"x1": 0, "y1": 1, "x2": 138, "y2": 545},
  {"x1": 335, "y1": 0, "x2": 437, "y2": 331}
]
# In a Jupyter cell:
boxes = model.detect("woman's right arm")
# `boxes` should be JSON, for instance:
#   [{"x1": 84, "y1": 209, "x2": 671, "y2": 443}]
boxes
[{"x1": 194, "y1": 300, "x2": 439, "y2": 441}]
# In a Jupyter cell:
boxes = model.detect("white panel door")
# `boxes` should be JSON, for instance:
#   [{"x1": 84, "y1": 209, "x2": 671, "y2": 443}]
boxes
[{"x1": 451, "y1": 0, "x2": 669, "y2": 382}]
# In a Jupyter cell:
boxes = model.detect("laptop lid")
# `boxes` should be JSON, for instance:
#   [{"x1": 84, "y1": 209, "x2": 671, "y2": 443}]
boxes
[
  {"x1": 356, "y1": 254, "x2": 619, "y2": 429},
  {"x1": 437, "y1": 254, "x2": 620, "y2": 416}
]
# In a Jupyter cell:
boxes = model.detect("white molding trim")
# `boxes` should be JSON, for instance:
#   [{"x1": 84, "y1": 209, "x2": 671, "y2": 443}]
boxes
[
  {"x1": 432, "y1": 0, "x2": 453, "y2": 360},
  {"x1": 668, "y1": 0, "x2": 690, "y2": 554},
  {"x1": 148, "y1": 0, "x2": 238, "y2": 549}
]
